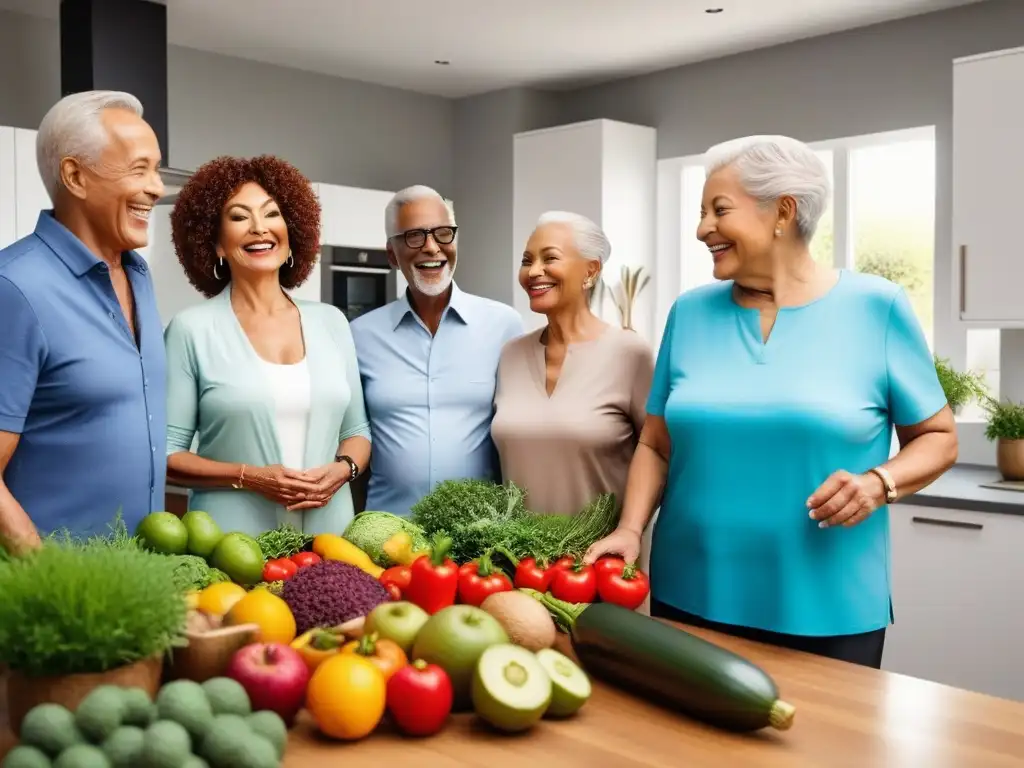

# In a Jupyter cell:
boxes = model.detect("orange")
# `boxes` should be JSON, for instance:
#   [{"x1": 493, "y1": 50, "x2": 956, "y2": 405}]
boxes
[
  {"x1": 306, "y1": 654, "x2": 386, "y2": 740},
  {"x1": 223, "y1": 588, "x2": 297, "y2": 644},
  {"x1": 195, "y1": 582, "x2": 247, "y2": 617}
]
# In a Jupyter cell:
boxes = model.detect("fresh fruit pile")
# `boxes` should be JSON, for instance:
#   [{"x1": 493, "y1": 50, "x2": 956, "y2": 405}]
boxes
[{"x1": 4, "y1": 677, "x2": 287, "y2": 768}]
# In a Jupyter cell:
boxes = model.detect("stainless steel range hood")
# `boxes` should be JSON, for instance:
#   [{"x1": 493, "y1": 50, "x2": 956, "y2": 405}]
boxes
[{"x1": 157, "y1": 166, "x2": 192, "y2": 206}]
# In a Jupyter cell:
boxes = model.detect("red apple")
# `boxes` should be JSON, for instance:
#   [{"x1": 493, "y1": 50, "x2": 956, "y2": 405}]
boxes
[
  {"x1": 226, "y1": 642, "x2": 310, "y2": 726},
  {"x1": 386, "y1": 659, "x2": 453, "y2": 737}
]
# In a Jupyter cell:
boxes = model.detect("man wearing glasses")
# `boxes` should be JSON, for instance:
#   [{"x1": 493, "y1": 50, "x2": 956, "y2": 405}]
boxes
[{"x1": 350, "y1": 185, "x2": 524, "y2": 517}]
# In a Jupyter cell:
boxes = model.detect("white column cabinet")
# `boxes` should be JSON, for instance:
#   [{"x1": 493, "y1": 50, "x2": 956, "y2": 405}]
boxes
[
  {"x1": 953, "y1": 46, "x2": 1024, "y2": 325},
  {"x1": 513, "y1": 119, "x2": 657, "y2": 339},
  {"x1": 883, "y1": 503, "x2": 1024, "y2": 701}
]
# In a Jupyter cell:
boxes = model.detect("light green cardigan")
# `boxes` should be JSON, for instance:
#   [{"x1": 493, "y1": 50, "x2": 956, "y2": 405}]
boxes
[{"x1": 163, "y1": 287, "x2": 371, "y2": 537}]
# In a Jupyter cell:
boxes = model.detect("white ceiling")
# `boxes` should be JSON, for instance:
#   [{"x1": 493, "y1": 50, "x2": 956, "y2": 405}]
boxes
[{"x1": 3, "y1": 0, "x2": 986, "y2": 97}]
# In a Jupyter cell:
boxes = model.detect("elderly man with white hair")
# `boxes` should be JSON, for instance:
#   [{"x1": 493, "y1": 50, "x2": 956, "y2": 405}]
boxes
[
  {"x1": 350, "y1": 185, "x2": 524, "y2": 517},
  {"x1": 0, "y1": 91, "x2": 166, "y2": 550},
  {"x1": 586, "y1": 135, "x2": 957, "y2": 668},
  {"x1": 491, "y1": 211, "x2": 653, "y2": 517}
]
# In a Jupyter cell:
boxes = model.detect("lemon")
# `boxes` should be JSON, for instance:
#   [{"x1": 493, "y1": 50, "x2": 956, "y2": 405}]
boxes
[{"x1": 196, "y1": 582, "x2": 247, "y2": 617}]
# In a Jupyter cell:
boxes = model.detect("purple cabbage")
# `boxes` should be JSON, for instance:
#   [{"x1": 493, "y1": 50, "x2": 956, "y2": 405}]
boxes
[{"x1": 281, "y1": 560, "x2": 391, "y2": 635}]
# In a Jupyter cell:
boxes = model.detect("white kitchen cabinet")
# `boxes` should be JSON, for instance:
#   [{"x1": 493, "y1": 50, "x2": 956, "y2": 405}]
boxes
[
  {"x1": 0, "y1": 126, "x2": 52, "y2": 250},
  {"x1": 953, "y1": 46, "x2": 1024, "y2": 325},
  {"x1": 883, "y1": 503, "x2": 1024, "y2": 701},
  {"x1": 513, "y1": 119, "x2": 657, "y2": 339},
  {"x1": 0, "y1": 127, "x2": 16, "y2": 249}
]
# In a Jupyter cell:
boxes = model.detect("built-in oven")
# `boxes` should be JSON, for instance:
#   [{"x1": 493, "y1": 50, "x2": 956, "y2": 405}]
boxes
[{"x1": 321, "y1": 246, "x2": 398, "y2": 322}]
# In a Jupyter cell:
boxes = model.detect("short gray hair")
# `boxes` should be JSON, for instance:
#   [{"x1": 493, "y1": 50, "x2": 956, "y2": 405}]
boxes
[
  {"x1": 384, "y1": 184, "x2": 456, "y2": 239},
  {"x1": 36, "y1": 90, "x2": 145, "y2": 202},
  {"x1": 535, "y1": 211, "x2": 611, "y2": 265},
  {"x1": 703, "y1": 135, "x2": 830, "y2": 241}
]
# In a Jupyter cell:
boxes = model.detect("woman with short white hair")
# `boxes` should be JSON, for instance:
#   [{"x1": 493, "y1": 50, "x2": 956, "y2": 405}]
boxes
[
  {"x1": 586, "y1": 135, "x2": 958, "y2": 667},
  {"x1": 491, "y1": 211, "x2": 654, "y2": 516}
]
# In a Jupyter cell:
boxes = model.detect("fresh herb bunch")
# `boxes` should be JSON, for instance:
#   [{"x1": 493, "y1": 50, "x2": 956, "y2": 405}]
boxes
[
  {"x1": 935, "y1": 356, "x2": 988, "y2": 413},
  {"x1": 256, "y1": 523, "x2": 314, "y2": 560},
  {"x1": 410, "y1": 479, "x2": 618, "y2": 563},
  {"x1": 982, "y1": 397, "x2": 1024, "y2": 441},
  {"x1": 0, "y1": 540, "x2": 188, "y2": 677}
]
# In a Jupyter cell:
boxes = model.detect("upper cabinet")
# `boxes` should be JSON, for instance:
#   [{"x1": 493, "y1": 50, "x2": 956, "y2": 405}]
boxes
[
  {"x1": 0, "y1": 127, "x2": 53, "y2": 250},
  {"x1": 513, "y1": 119, "x2": 657, "y2": 338},
  {"x1": 953, "y1": 46, "x2": 1024, "y2": 325}
]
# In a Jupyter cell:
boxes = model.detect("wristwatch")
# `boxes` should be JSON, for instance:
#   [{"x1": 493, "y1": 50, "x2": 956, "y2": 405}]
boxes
[
  {"x1": 868, "y1": 466, "x2": 897, "y2": 504},
  {"x1": 335, "y1": 454, "x2": 359, "y2": 482}
]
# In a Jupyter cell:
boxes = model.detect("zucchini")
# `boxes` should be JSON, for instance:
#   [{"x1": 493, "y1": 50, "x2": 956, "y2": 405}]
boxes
[{"x1": 569, "y1": 602, "x2": 795, "y2": 732}]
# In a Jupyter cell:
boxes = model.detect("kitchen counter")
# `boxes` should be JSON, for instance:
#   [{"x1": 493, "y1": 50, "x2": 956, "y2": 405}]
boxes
[
  {"x1": 4, "y1": 624, "x2": 1023, "y2": 766},
  {"x1": 279, "y1": 626, "x2": 1024, "y2": 767},
  {"x1": 904, "y1": 463, "x2": 1024, "y2": 516}
]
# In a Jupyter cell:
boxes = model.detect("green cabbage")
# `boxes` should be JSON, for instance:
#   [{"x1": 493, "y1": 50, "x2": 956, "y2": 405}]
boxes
[{"x1": 343, "y1": 511, "x2": 430, "y2": 566}]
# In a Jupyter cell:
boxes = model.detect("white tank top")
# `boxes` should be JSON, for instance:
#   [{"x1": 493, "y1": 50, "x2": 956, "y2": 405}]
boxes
[{"x1": 259, "y1": 358, "x2": 312, "y2": 470}]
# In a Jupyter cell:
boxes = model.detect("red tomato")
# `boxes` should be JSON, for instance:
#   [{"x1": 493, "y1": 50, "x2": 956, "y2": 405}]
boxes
[
  {"x1": 262, "y1": 558, "x2": 298, "y2": 582},
  {"x1": 597, "y1": 563, "x2": 650, "y2": 611},
  {"x1": 386, "y1": 659, "x2": 453, "y2": 736},
  {"x1": 550, "y1": 563, "x2": 597, "y2": 603},
  {"x1": 514, "y1": 557, "x2": 553, "y2": 591},
  {"x1": 593, "y1": 556, "x2": 628, "y2": 576},
  {"x1": 457, "y1": 555, "x2": 513, "y2": 607},
  {"x1": 551, "y1": 556, "x2": 576, "y2": 572},
  {"x1": 291, "y1": 552, "x2": 321, "y2": 569},
  {"x1": 384, "y1": 582, "x2": 402, "y2": 601},
  {"x1": 380, "y1": 565, "x2": 412, "y2": 591}
]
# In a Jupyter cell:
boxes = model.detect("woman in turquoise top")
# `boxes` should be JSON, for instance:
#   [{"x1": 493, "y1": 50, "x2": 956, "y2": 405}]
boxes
[
  {"x1": 586, "y1": 135, "x2": 958, "y2": 668},
  {"x1": 164, "y1": 156, "x2": 371, "y2": 537}
]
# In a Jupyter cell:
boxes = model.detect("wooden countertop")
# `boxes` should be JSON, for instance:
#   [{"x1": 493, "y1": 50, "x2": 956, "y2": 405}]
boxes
[{"x1": 5, "y1": 624, "x2": 1024, "y2": 767}]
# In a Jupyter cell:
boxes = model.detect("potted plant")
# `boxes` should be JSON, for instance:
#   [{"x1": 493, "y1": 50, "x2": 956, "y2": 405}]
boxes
[
  {"x1": 610, "y1": 265, "x2": 650, "y2": 331},
  {"x1": 982, "y1": 396, "x2": 1024, "y2": 481},
  {"x1": 0, "y1": 520, "x2": 188, "y2": 730},
  {"x1": 934, "y1": 356, "x2": 988, "y2": 415}
]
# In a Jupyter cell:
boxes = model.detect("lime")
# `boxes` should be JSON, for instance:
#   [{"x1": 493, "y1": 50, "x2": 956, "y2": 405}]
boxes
[
  {"x1": 210, "y1": 533, "x2": 265, "y2": 586},
  {"x1": 136, "y1": 512, "x2": 189, "y2": 555},
  {"x1": 181, "y1": 510, "x2": 223, "y2": 558}
]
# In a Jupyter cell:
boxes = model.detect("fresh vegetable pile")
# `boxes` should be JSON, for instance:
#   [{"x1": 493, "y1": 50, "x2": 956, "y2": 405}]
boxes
[{"x1": 6, "y1": 676, "x2": 288, "y2": 768}]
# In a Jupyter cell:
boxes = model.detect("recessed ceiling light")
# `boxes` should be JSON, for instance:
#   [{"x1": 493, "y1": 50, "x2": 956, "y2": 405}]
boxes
[
  {"x1": 434, "y1": 59, "x2": 450, "y2": 66},
  {"x1": 705, "y1": 7, "x2": 724, "y2": 12}
]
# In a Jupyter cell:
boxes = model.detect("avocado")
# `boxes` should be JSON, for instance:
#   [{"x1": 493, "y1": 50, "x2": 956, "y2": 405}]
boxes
[
  {"x1": 52, "y1": 744, "x2": 109, "y2": 768},
  {"x1": 1, "y1": 744, "x2": 52, "y2": 768},
  {"x1": 99, "y1": 726, "x2": 144, "y2": 768},
  {"x1": 200, "y1": 716, "x2": 276, "y2": 768},
  {"x1": 244, "y1": 711, "x2": 287, "y2": 759},
  {"x1": 74, "y1": 686, "x2": 126, "y2": 743},
  {"x1": 19, "y1": 704, "x2": 84, "y2": 757},
  {"x1": 199, "y1": 678, "x2": 251, "y2": 717},
  {"x1": 140, "y1": 721, "x2": 192, "y2": 768},
  {"x1": 155, "y1": 680, "x2": 214, "y2": 741},
  {"x1": 119, "y1": 688, "x2": 155, "y2": 728}
]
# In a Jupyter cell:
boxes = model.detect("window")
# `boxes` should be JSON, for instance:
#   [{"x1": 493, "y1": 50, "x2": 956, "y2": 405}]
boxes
[
  {"x1": 960, "y1": 329, "x2": 1001, "y2": 421},
  {"x1": 664, "y1": 127, "x2": 936, "y2": 344}
]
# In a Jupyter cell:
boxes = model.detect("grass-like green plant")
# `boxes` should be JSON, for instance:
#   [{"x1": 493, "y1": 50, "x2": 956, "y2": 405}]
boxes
[
  {"x1": 934, "y1": 356, "x2": 988, "y2": 414},
  {"x1": 982, "y1": 396, "x2": 1024, "y2": 442},
  {"x1": 0, "y1": 525, "x2": 188, "y2": 677}
]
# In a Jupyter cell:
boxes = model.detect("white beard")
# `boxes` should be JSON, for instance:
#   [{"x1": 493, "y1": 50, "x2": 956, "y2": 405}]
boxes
[{"x1": 410, "y1": 260, "x2": 455, "y2": 297}]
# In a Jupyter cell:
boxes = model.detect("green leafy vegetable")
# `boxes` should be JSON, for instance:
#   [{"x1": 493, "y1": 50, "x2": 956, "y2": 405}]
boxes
[
  {"x1": 255, "y1": 523, "x2": 314, "y2": 561},
  {"x1": 168, "y1": 554, "x2": 231, "y2": 592},
  {"x1": 342, "y1": 511, "x2": 430, "y2": 566},
  {"x1": 0, "y1": 539, "x2": 188, "y2": 677}
]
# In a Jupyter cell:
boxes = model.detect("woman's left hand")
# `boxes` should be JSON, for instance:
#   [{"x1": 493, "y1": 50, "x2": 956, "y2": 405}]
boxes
[
  {"x1": 283, "y1": 463, "x2": 350, "y2": 511},
  {"x1": 807, "y1": 470, "x2": 887, "y2": 528}
]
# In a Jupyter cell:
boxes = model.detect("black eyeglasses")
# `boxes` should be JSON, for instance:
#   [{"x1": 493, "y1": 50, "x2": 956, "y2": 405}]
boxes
[{"x1": 394, "y1": 226, "x2": 457, "y2": 250}]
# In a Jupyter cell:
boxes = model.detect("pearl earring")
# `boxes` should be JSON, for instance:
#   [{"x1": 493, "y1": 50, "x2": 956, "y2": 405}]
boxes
[{"x1": 775, "y1": 228, "x2": 783, "y2": 237}]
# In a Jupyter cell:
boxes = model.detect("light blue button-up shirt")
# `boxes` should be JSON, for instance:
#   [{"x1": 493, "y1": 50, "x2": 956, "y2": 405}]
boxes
[{"x1": 350, "y1": 283, "x2": 524, "y2": 517}]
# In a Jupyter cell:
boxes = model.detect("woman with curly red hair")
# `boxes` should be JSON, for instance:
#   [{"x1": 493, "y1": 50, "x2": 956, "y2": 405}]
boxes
[{"x1": 163, "y1": 155, "x2": 371, "y2": 537}]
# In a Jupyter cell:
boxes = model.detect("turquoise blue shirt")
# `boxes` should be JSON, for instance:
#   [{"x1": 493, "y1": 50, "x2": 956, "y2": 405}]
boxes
[
  {"x1": 0, "y1": 211, "x2": 166, "y2": 538},
  {"x1": 648, "y1": 271, "x2": 946, "y2": 637},
  {"x1": 350, "y1": 283, "x2": 524, "y2": 517},
  {"x1": 164, "y1": 287, "x2": 370, "y2": 537}
]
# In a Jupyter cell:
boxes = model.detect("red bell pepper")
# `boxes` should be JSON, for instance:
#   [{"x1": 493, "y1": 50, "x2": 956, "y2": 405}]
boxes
[
  {"x1": 514, "y1": 556, "x2": 553, "y2": 592},
  {"x1": 404, "y1": 535, "x2": 459, "y2": 615},
  {"x1": 458, "y1": 551, "x2": 513, "y2": 607}
]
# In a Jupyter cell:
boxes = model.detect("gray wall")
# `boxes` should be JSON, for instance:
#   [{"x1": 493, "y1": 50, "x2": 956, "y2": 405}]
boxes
[{"x1": 0, "y1": 9, "x2": 453, "y2": 195}]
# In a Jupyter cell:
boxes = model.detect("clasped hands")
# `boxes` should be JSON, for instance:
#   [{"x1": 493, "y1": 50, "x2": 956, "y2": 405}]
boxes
[{"x1": 244, "y1": 463, "x2": 350, "y2": 511}]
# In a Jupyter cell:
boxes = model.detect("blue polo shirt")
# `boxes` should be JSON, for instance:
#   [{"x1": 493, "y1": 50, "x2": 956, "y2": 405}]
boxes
[
  {"x1": 648, "y1": 271, "x2": 946, "y2": 637},
  {"x1": 0, "y1": 211, "x2": 167, "y2": 538},
  {"x1": 350, "y1": 283, "x2": 524, "y2": 516}
]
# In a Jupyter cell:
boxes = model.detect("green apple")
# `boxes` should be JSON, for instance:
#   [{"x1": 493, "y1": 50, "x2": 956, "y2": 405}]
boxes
[
  {"x1": 364, "y1": 601, "x2": 429, "y2": 655},
  {"x1": 472, "y1": 644, "x2": 552, "y2": 732},
  {"x1": 412, "y1": 605, "x2": 509, "y2": 711}
]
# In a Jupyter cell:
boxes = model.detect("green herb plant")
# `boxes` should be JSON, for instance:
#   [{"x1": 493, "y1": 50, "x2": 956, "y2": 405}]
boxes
[
  {"x1": 255, "y1": 523, "x2": 314, "y2": 561},
  {"x1": 934, "y1": 356, "x2": 988, "y2": 414},
  {"x1": 982, "y1": 396, "x2": 1024, "y2": 442},
  {"x1": 0, "y1": 536, "x2": 188, "y2": 677}
]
